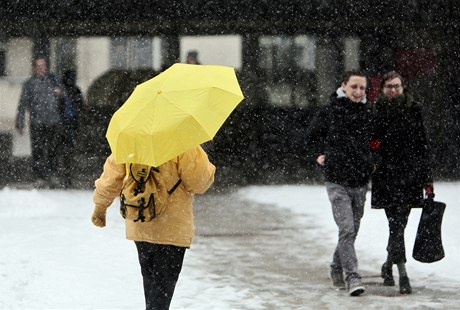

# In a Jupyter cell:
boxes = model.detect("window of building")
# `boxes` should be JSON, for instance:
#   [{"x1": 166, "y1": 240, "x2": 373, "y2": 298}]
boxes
[
  {"x1": 180, "y1": 35, "x2": 242, "y2": 69},
  {"x1": 343, "y1": 37, "x2": 360, "y2": 71},
  {"x1": 259, "y1": 35, "x2": 317, "y2": 107},
  {"x1": 295, "y1": 35, "x2": 317, "y2": 71},
  {"x1": 111, "y1": 37, "x2": 154, "y2": 69}
]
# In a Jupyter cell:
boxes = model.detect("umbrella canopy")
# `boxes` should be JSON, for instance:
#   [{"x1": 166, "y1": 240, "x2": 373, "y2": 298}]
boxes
[{"x1": 106, "y1": 63, "x2": 244, "y2": 167}]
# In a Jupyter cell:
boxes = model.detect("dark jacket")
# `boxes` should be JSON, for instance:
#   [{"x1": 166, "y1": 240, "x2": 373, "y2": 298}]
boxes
[
  {"x1": 371, "y1": 92, "x2": 432, "y2": 208},
  {"x1": 16, "y1": 73, "x2": 63, "y2": 129},
  {"x1": 60, "y1": 83, "x2": 84, "y2": 122},
  {"x1": 306, "y1": 90, "x2": 374, "y2": 187}
]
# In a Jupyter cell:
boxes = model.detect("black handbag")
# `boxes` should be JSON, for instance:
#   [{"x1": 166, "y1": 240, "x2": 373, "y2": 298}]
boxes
[{"x1": 412, "y1": 199, "x2": 446, "y2": 263}]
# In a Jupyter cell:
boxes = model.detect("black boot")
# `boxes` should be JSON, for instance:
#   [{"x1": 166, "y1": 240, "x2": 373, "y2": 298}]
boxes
[
  {"x1": 381, "y1": 262, "x2": 395, "y2": 286},
  {"x1": 399, "y1": 276, "x2": 412, "y2": 294}
]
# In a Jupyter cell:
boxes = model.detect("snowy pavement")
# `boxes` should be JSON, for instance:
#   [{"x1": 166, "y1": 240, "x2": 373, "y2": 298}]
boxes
[{"x1": 0, "y1": 183, "x2": 459, "y2": 309}]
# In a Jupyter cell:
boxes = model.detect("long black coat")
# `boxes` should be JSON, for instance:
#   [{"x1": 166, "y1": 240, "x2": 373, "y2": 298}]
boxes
[
  {"x1": 371, "y1": 93, "x2": 432, "y2": 208},
  {"x1": 306, "y1": 91, "x2": 374, "y2": 187}
]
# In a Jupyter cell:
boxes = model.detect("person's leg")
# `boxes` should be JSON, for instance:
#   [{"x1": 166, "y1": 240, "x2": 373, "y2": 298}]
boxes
[
  {"x1": 347, "y1": 185, "x2": 367, "y2": 239},
  {"x1": 349, "y1": 185, "x2": 367, "y2": 236},
  {"x1": 326, "y1": 182, "x2": 366, "y2": 296},
  {"x1": 329, "y1": 183, "x2": 366, "y2": 289},
  {"x1": 384, "y1": 207, "x2": 412, "y2": 293},
  {"x1": 135, "y1": 241, "x2": 186, "y2": 310},
  {"x1": 384, "y1": 207, "x2": 411, "y2": 264},
  {"x1": 346, "y1": 184, "x2": 367, "y2": 296},
  {"x1": 29, "y1": 125, "x2": 46, "y2": 180},
  {"x1": 63, "y1": 121, "x2": 79, "y2": 186},
  {"x1": 331, "y1": 247, "x2": 343, "y2": 273},
  {"x1": 398, "y1": 263, "x2": 412, "y2": 294},
  {"x1": 381, "y1": 260, "x2": 395, "y2": 286},
  {"x1": 45, "y1": 125, "x2": 61, "y2": 178},
  {"x1": 326, "y1": 182, "x2": 359, "y2": 277},
  {"x1": 57, "y1": 121, "x2": 72, "y2": 187}
]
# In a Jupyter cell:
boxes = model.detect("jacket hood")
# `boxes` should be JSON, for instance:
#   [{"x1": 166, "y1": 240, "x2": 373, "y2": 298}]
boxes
[
  {"x1": 335, "y1": 87, "x2": 367, "y2": 104},
  {"x1": 329, "y1": 88, "x2": 368, "y2": 108}
]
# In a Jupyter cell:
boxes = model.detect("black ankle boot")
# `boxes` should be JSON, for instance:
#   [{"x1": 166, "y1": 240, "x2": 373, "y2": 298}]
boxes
[
  {"x1": 381, "y1": 262, "x2": 395, "y2": 286},
  {"x1": 399, "y1": 276, "x2": 412, "y2": 294}
]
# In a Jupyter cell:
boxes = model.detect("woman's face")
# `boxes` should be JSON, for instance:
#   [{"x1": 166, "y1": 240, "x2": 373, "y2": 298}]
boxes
[
  {"x1": 341, "y1": 76, "x2": 367, "y2": 103},
  {"x1": 382, "y1": 77, "x2": 404, "y2": 98}
]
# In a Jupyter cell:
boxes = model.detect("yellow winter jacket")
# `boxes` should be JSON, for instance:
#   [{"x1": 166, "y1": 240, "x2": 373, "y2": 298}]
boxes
[{"x1": 93, "y1": 145, "x2": 215, "y2": 248}]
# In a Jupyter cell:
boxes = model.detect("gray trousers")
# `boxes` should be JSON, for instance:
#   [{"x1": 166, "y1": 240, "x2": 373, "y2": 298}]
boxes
[{"x1": 325, "y1": 182, "x2": 367, "y2": 277}]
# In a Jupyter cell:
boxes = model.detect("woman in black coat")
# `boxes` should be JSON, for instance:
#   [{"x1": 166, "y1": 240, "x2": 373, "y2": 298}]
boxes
[{"x1": 371, "y1": 71, "x2": 434, "y2": 295}]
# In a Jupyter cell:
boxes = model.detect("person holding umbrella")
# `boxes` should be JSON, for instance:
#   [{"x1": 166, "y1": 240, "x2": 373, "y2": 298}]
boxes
[
  {"x1": 92, "y1": 146, "x2": 215, "y2": 309},
  {"x1": 370, "y1": 71, "x2": 434, "y2": 294},
  {"x1": 91, "y1": 63, "x2": 243, "y2": 309},
  {"x1": 305, "y1": 71, "x2": 374, "y2": 296}
]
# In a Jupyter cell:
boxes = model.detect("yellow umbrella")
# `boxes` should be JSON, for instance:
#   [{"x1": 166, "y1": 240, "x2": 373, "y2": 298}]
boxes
[{"x1": 106, "y1": 63, "x2": 244, "y2": 166}]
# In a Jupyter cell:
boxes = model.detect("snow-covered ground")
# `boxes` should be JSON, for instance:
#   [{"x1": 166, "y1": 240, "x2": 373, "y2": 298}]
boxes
[
  {"x1": 0, "y1": 182, "x2": 459, "y2": 309},
  {"x1": 240, "y1": 182, "x2": 460, "y2": 283}
]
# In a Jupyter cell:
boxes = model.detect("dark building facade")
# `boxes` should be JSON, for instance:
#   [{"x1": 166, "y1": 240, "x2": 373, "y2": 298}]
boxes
[{"x1": 1, "y1": 0, "x2": 459, "y2": 186}]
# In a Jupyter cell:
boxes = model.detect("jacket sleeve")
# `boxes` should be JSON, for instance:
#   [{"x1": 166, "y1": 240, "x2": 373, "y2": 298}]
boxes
[
  {"x1": 93, "y1": 154, "x2": 126, "y2": 209},
  {"x1": 305, "y1": 107, "x2": 329, "y2": 161},
  {"x1": 177, "y1": 145, "x2": 216, "y2": 194}
]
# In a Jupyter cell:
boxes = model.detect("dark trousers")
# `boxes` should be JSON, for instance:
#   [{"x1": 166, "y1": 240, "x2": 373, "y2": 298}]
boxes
[
  {"x1": 59, "y1": 120, "x2": 79, "y2": 186},
  {"x1": 385, "y1": 207, "x2": 411, "y2": 264},
  {"x1": 30, "y1": 124, "x2": 60, "y2": 180},
  {"x1": 135, "y1": 242, "x2": 186, "y2": 310}
]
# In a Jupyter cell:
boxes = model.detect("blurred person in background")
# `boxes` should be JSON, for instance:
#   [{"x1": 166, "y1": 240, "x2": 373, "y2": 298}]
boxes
[
  {"x1": 59, "y1": 69, "x2": 84, "y2": 188},
  {"x1": 91, "y1": 146, "x2": 215, "y2": 309},
  {"x1": 15, "y1": 56, "x2": 65, "y2": 187},
  {"x1": 186, "y1": 50, "x2": 201, "y2": 65}
]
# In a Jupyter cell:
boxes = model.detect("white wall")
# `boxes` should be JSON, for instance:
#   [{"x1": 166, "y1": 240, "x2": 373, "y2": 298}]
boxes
[
  {"x1": 0, "y1": 81, "x2": 22, "y2": 127},
  {"x1": 6, "y1": 38, "x2": 33, "y2": 79},
  {"x1": 76, "y1": 37, "x2": 111, "y2": 95},
  {"x1": 0, "y1": 38, "x2": 33, "y2": 132},
  {"x1": 180, "y1": 35, "x2": 242, "y2": 69}
]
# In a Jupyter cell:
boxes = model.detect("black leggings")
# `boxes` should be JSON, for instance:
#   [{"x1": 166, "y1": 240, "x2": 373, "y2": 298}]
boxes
[
  {"x1": 385, "y1": 207, "x2": 411, "y2": 264},
  {"x1": 135, "y1": 242, "x2": 186, "y2": 310}
]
